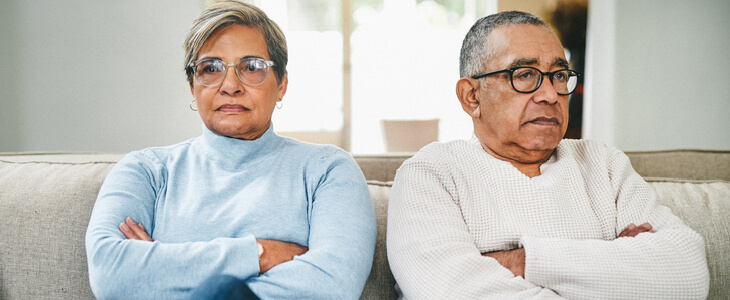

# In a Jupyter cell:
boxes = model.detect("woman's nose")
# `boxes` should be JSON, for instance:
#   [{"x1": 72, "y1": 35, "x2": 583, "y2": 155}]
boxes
[{"x1": 219, "y1": 65, "x2": 243, "y2": 95}]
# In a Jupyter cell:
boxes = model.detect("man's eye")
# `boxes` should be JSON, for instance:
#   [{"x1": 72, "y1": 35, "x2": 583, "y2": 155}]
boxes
[
  {"x1": 515, "y1": 70, "x2": 535, "y2": 80},
  {"x1": 553, "y1": 71, "x2": 568, "y2": 82}
]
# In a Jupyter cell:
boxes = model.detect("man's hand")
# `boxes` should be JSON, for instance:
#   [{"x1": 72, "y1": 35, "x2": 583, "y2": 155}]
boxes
[
  {"x1": 618, "y1": 222, "x2": 654, "y2": 238},
  {"x1": 256, "y1": 239, "x2": 308, "y2": 274},
  {"x1": 119, "y1": 216, "x2": 154, "y2": 241},
  {"x1": 483, "y1": 248, "x2": 525, "y2": 277}
]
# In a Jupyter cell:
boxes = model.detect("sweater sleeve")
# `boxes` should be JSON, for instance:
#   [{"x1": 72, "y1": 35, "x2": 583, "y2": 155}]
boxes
[
  {"x1": 520, "y1": 149, "x2": 710, "y2": 299},
  {"x1": 387, "y1": 155, "x2": 564, "y2": 299},
  {"x1": 245, "y1": 149, "x2": 377, "y2": 299},
  {"x1": 85, "y1": 151, "x2": 261, "y2": 299}
]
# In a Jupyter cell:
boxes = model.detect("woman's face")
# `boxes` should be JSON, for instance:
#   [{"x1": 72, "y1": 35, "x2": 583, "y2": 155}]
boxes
[{"x1": 190, "y1": 25, "x2": 287, "y2": 140}]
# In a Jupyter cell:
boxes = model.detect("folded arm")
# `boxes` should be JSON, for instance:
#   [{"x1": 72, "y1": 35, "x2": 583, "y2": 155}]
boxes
[
  {"x1": 244, "y1": 150, "x2": 377, "y2": 299},
  {"x1": 387, "y1": 160, "x2": 563, "y2": 299},
  {"x1": 85, "y1": 153, "x2": 262, "y2": 299},
  {"x1": 520, "y1": 151, "x2": 709, "y2": 299}
]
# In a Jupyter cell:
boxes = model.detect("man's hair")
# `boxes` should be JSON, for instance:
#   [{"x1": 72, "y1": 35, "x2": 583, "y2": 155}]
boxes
[
  {"x1": 183, "y1": 0, "x2": 288, "y2": 85},
  {"x1": 459, "y1": 11, "x2": 549, "y2": 78}
]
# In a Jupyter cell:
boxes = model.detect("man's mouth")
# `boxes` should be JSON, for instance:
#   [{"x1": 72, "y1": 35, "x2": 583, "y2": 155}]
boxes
[
  {"x1": 217, "y1": 104, "x2": 249, "y2": 113},
  {"x1": 527, "y1": 117, "x2": 560, "y2": 126}
]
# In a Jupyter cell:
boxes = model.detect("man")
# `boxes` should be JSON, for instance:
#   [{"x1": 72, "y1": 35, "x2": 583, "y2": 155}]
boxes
[{"x1": 387, "y1": 11, "x2": 709, "y2": 299}]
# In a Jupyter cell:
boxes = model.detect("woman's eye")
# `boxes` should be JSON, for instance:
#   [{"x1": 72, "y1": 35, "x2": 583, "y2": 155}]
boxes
[{"x1": 199, "y1": 62, "x2": 223, "y2": 74}]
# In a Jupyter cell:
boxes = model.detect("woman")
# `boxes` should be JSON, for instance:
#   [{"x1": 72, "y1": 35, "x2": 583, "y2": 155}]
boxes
[{"x1": 85, "y1": 1, "x2": 376, "y2": 299}]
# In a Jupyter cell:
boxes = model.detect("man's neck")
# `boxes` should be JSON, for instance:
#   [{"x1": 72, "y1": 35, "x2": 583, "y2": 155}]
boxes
[{"x1": 478, "y1": 141, "x2": 553, "y2": 178}]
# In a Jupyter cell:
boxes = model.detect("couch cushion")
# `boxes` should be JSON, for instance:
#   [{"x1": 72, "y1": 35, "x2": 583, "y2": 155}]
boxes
[
  {"x1": 361, "y1": 181, "x2": 398, "y2": 300},
  {"x1": 626, "y1": 150, "x2": 730, "y2": 181},
  {"x1": 0, "y1": 157, "x2": 114, "y2": 299},
  {"x1": 647, "y1": 178, "x2": 730, "y2": 300}
]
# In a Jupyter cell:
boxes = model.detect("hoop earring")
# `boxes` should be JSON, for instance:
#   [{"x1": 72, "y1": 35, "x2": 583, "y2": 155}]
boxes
[
  {"x1": 190, "y1": 99, "x2": 198, "y2": 111},
  {"x1": 276, "y1": 101, "x2": 283, "y2": 109}
]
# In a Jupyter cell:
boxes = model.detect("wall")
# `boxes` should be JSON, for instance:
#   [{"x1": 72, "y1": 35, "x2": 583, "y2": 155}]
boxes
[
  {"x1": 0, "y1": 1, "x2": 20, "y2": 152},
  {"x1": 0, "y1": 0, "x2": 203, "y2": 152},
  {"x1": 584, "y1": 0, "x2": 730, "y2": 151}
]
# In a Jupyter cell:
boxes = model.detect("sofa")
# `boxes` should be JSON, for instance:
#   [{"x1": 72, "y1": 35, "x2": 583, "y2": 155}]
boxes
[{"x1": 1, "y1": 150, "x2": 728, "y2": 299}]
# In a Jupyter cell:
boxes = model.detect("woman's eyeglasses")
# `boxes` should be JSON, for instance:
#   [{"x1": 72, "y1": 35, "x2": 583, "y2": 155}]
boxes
[{"x1": 189, "y1": 57, "x2": 275, "y2": 87}]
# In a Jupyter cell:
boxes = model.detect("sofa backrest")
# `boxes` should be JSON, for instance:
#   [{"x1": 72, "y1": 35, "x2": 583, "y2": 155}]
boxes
[{"x1": 1, "y1": 150, "x2": 729, "y2": 299}]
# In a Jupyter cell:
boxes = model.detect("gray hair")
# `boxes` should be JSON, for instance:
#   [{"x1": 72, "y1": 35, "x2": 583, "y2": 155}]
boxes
[
  {"x1": 184, "y1": 0, "x2": 287, "y2": 85},
  {"x1": 459, "y1": 11, "x2": 549, "y2": 78}
]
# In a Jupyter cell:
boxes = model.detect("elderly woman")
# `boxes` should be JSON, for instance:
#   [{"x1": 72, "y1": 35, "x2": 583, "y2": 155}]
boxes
[{"x1": 85, "y1": 1, "x2": 376, "y2": 299}]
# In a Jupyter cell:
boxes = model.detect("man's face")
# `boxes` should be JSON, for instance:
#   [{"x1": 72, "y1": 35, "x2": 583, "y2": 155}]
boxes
[{"x1": 474, "y1": 24, "x2": 570, "y2": 163}]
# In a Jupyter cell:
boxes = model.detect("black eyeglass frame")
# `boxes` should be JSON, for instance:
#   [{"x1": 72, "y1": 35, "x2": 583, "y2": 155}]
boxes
[{"x1": 471, "y1": 67, "x2": 582, "y2": 96}]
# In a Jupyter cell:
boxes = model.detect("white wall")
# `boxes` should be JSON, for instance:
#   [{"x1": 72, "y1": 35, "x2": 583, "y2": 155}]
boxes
[
  {"x1": 2, "y1": 0, "x2": 729, "y2": 153},
  {"x1": 0, "y1": 0, "x2": 204, "y2": 152},
  {"x1": 584, "y1": 0, "x2": 730, "y2": 151}
]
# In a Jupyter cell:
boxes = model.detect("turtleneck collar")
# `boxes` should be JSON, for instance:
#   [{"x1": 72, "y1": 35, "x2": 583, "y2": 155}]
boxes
[{"x1": 197, "y1": 123, "x2": 284, "y2": 169}]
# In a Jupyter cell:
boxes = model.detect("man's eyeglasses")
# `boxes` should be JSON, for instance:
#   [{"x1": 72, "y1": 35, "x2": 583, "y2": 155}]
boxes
[
  {"x1": 189, "y1": 57, "x2": 275, "y2": 87},
  {"x1": 472, "y1": 67, "x2": 581, "y2": 95}
]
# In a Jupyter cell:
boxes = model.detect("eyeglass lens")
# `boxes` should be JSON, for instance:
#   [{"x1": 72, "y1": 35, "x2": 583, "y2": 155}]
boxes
[
  {"x1": 195, "y1": 58, "x2": 271, "y2": 86},
  {"x1": 511, "y1": 67, "x2": 578, "y2": 95}
]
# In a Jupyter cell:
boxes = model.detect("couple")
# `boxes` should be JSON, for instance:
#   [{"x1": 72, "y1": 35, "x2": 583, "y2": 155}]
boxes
[{"x1": 85, "y1": 1, "x2": 709, "y2": 299}]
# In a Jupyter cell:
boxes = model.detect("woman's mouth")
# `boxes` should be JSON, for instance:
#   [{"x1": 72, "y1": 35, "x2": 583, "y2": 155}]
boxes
[{"x1": 217, "y1": 104, "x2": 249, "y2": 113}]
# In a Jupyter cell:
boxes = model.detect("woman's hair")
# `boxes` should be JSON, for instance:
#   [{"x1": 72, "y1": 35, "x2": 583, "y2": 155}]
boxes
[
  {"x1": 459, "y1": 11, "x2": 549, "y2": 78},
  {"x1": 184, "y1": 0, "x2": 287, "y2": 85}
]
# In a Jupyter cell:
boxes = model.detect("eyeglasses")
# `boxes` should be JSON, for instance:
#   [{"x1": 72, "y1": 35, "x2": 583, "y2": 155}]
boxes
[
  {"x1": 189, "y1": 57, "x2": 275, "y2": 87},
  {"x1": 472, "y1": 67, "x2": 581, "y2": 95}
]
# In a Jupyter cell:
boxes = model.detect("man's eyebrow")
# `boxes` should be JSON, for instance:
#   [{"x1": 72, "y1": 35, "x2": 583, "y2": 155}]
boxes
[
  {"x1": 509, "y1": 58, "x2": 538, "y2": 68},
  {"x1": 555, "y1": 58, "x2": 570, "y2": 69}
]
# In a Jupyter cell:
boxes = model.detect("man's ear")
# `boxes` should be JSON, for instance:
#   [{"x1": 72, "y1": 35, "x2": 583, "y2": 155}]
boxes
[{"x1": 456, "y1": 77, "x2": 481, "y2": 118}]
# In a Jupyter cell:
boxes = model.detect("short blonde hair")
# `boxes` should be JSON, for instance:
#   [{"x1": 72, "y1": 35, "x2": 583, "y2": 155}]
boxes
[{"x1": 183, "y1": 1, "x2": 287, "y2": 85}]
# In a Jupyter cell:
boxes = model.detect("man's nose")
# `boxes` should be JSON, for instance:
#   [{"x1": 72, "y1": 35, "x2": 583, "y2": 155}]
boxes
[{"x1": 532, "y1": 75, "x2": 559, "y2": 104}]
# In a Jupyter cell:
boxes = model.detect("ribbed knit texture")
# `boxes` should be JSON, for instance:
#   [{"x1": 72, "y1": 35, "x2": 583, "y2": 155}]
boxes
[
  {"x1": 387, "y1": 137, "x2": 709, "y2": 299},
  {"x1": 86, "y1": 123, "x2": 376, "y2": 299}
]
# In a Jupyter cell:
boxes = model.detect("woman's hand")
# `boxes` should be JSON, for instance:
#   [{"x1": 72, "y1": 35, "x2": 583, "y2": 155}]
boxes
[
  {"x1": 256, "y1": 239, "x2": 308, "y2": 274},
  {"x1": 119, "y1": 216, "x2": 154, "y2": 241}
]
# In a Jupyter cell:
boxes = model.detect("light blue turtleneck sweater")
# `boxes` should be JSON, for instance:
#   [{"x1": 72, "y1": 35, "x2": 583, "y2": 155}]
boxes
[{"x1": 85, "y1": 124, "x2": 376, "y2": 299}]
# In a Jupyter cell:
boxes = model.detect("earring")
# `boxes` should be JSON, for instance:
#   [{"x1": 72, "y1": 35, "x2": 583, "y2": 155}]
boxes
[
  {"x1": 276, "y1": 101, "x2": 283, "y2": 109},
  {"x1": 190, "y1": 99, "x2": 198, "y2": 111}
]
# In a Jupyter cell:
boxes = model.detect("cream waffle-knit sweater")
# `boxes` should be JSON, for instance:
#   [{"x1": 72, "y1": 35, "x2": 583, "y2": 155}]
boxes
[{"x1": 387, "y1": 137, "x2": 709, "y2": 299}]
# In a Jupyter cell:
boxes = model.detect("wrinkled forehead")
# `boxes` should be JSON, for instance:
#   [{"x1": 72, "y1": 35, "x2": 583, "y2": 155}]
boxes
[{"x1": 487, "y1": 24, "x2": 567, "y2": 69}]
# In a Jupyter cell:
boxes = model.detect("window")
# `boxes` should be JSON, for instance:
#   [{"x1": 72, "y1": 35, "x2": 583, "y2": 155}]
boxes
[{"x1": 248, "y1": 0, "x2": 499, "y2": 153}]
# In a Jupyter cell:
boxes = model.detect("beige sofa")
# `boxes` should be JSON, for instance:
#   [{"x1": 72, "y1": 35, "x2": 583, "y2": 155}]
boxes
[{"x1": 1, "y1": 150, "x2": 728, "y2": 299}]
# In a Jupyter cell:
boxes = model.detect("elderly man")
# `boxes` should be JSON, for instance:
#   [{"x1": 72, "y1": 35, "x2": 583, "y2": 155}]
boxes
[{"x1": 387, "y1": 11, "x2": 709, "y2": 299}]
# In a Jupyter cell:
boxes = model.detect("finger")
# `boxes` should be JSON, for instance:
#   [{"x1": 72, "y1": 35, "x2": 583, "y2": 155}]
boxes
[
  {"x1": 619, "y1": 223, "x2": 652, "y2": 237},
  {"x1": 136, "y1": 223, "x2": 154, "y2": 241},
  {"x1": 619, "y1": 223, "x2": 637, "y2": 237},
  {"x1": 125, "y1": 217, "x2": 153, "y2": 241},
  {"x1": 638, "y1": 222, "x2": 653, "y2": 232},
  {"x1": 119, "y1": 222, "x2": 139, "y2": 239}
]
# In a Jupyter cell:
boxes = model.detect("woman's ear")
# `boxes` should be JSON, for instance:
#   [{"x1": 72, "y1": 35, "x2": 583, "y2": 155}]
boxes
[
  {"x1": 456, "y1": 77, "x2": 481, "y2": 118},
  {"x1": 277, "y1": 71, "x2": 288, "y2": 100}
]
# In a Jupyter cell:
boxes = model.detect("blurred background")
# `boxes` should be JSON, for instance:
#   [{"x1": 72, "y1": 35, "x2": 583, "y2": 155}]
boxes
[{"x1": 1, "y1": 0, "x2": 728, "y2": 154}]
